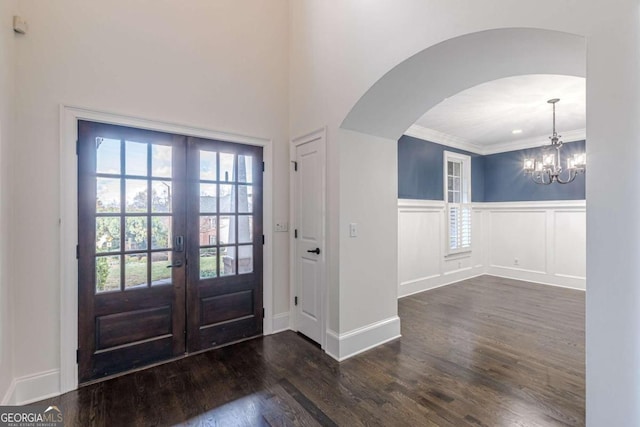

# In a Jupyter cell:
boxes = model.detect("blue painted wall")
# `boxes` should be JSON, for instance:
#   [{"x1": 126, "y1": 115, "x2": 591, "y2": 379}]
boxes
[
  {"x1": 398, "y1": 135, "x2": 485, "y2": 201},
  {"x1": 398, "y1": 136, "x2": 586, "y2": 202},
  {"x1": 483, "y1": 140, "x2": 585, "y2": 201}
]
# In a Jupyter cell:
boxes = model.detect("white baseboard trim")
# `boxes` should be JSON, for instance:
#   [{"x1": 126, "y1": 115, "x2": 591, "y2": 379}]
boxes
[
  {"x1": 325, "y1": 329, "x2": 340, "y2": 361},
  {"x1": 271, "y1": 312, "x2": 290, "y2": 333},
  {"x1": 1, "y1": 378, "x2": 16, "y2": 405},
  {"x1": 326, "y1": 316, "x2": 401, "y2": 362},
  {"x1": 399, "y1": 271, "x2": 585, "y2": 301},
  {"x1": 487, "y1": 266, "x2": 585, "y2": 290},
  {"x1": 399, "y1": 268, "x2": 484, "y2": 298},
  {"x1": 2, "y1": 369, "x2": 60, "y2": 405}
]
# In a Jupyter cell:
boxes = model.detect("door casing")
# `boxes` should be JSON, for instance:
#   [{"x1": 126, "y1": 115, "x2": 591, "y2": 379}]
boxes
[
  {"x1": 60, "y1": 105, "x2": 274, "y2": 393},
  {"x1": 289, "y1": 128, "x2": 327, "y2": 349}
]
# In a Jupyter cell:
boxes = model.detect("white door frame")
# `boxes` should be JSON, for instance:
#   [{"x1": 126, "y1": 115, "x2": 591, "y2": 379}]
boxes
[
  {"x1": 289, "y1": 128, "x2": 327, "y2": 349},
  {"x1": 59, "y1": 104, "x2": 274, "y2": 393}
]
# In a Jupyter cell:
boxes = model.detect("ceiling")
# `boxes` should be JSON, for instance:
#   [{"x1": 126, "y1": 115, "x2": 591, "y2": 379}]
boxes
[{"x1": 411, "y1": 74, "x2": 586, "y2": 151}]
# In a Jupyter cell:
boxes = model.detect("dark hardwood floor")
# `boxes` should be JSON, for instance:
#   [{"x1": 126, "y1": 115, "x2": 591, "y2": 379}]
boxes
[{"x1": 39, "y1": 275, "x2": 585, "y2": 426}]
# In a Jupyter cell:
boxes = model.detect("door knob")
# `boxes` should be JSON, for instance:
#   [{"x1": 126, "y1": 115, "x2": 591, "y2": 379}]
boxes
[
  {"x1": 307, "y1": 248, "x2": 321, "y2": 255},
  {"x1": 166, "y1": 260, "x2": 184, "y2": 268}
]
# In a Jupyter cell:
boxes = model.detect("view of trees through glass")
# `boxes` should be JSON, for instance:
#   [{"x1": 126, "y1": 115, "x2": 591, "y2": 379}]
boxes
[
  {"x1": 95, "y1": 138, "x2": 174, "y2": 292},
  {"x1": 94, "y1": 137, "x2": 255, "y2": 293}
]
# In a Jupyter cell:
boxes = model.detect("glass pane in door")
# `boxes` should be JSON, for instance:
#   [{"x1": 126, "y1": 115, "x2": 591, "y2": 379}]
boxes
[
  {"x1": 126, "y1": 141, "x2": 148, "y2": 176},
  {"x1": 96, "y1": 138, "x2": 121, "y2": 174},
  {"x1": 152, "y1": 144, "x2": 172, "y2": 178}
]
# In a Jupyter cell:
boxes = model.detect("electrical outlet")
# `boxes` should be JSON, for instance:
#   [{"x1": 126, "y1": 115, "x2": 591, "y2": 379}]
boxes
[{"x1": 514, "y1": 258, "x2": 519, "y2": 266}]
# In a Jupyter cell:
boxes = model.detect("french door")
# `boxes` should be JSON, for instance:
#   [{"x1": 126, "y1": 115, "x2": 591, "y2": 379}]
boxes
[{"x1": 77, "y1": 121, "x2": 263, "y2": 383}]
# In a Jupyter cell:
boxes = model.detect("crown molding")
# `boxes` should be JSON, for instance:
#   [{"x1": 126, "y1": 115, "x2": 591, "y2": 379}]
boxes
[
  {"x1": 404, "y1": 125, "x2": 484, "y2": 154},
  {"x1": 481, "y1": 128, "x2": 586, "y2": 155},
  {"x1": 403, "y1": 125, "x2": 586, "y2": 155}
]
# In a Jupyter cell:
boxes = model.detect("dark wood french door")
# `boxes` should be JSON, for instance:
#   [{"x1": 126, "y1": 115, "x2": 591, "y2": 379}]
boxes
[
  {"x1": 186, "y1": 137, "x2": 263, "y2": 352},
  {"x1": 77, "y1": 121, "x2": 263, "y2": 383}
]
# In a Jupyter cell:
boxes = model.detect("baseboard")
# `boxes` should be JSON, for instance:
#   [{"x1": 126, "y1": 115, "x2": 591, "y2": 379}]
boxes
[
  {"x1": 1, "y1": 378, "x2": 16, "y2": 405},
  {"x1": 487, "y1": 266, "x2": 585, "y2": 290},
  {"x1": 399, "y1": 268, "x2": 484, "y2": 298},
  {"x1": 327, "y1": 316, "x2": 401, "y2": 362},
  {"x1": 2, "y1": 369, "x2": 60, "y2": 405},
  {"x1": 272, "y1": 312, "x2": 290, "y2": 333},
  {"x1": 325, "y1": 329, "x2": 340, "y2": 361}
]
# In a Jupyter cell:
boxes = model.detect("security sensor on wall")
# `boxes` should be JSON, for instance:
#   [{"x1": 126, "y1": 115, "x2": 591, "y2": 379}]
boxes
[{"x1": 13, "y1": 16, "x2": 28, "y2": 34}]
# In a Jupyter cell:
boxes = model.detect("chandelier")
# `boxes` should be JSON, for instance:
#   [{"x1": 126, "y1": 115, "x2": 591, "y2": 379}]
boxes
[{"x1": 523, "y1": 98, "x2": 586, "y2": 184}]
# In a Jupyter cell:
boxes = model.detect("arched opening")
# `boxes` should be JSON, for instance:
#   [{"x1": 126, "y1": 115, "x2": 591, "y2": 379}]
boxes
[{"x1": 341, "y1": 28, "x2": 585, "y2": 140}]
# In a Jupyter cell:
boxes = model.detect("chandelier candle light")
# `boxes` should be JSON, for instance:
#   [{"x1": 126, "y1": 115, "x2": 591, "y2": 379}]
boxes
[{"x1": 523, "y1": 98, "x2": 586, "y2": 184}]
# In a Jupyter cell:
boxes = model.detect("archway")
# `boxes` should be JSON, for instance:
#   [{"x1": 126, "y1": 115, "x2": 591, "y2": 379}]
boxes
[{"x1": 341, "y1": 28, "x2": 585, "y2": 140}]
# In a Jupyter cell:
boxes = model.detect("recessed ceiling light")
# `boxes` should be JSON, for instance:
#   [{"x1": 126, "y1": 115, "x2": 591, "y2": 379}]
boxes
[{"x1": 512, "y1": 129, "x2": 523, "y2": 134}]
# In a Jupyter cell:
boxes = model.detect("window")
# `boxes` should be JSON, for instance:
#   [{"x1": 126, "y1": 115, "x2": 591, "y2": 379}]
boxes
[{"x1": 444, "y1": 151, "x2": 471, "y2": 254}]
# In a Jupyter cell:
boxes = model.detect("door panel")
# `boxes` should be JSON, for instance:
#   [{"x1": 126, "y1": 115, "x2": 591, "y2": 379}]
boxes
[
  {"x1": 186, "y1": 137, "x2": 263, "y2": 352},
  {"x1": 78, "y1": 121, "x2": 187, "y2": 382},
  {"x1": 300, "y1": 258, "x2": 319, "y2": 320},
  {"x1": 295, "y1": 139, "x2": 324, "y2": 344},
  {"x1": 95, "y1": 305, "x2": 172, "y2": 349}
]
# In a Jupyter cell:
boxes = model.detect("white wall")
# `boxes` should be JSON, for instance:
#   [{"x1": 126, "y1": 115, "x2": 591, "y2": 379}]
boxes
[
  {"x1": 339, "y1": 130, "x2": 398, "y2": 332},
  {"x1": 398, "y1": 200, "x2": 586, "y2": 297},
  {"x1": 0, "y1": 0, "x2": 18, "y2": 402},
  {"x1": 290, "y1": 2, "x2": 640, "y2": 424},
  {"x1": 6, "y1": 0, "x2": 290, "y2": 403}
]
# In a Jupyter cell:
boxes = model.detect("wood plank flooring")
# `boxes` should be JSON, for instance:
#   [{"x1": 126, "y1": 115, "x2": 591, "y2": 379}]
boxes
[{"x1": 37, "y1": 275, "x2": 585, "y2": 426}]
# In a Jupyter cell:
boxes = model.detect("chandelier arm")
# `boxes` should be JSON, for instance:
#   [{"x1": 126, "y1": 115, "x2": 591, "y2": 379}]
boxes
[
  {"x1": 556, "y1": 169, "x2": 577, "y2": 184},
  {"x1": 545, "y1": 169, "x2": 554, "y2": 185},
  {"x1": 532, "y1": 170, "x2": 553, "y2": 185},
  {"x1": 530, "y1": 172, "x2": 547, "y2": 185},
  {"x1": 529, "y1": 173, "x2": 541, "y2": 185}
]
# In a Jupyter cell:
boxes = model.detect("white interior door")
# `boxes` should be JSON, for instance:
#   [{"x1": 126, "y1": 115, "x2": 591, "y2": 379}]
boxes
[{"x1": 293, "y1": 132, "x2": 325, "y2": 344}]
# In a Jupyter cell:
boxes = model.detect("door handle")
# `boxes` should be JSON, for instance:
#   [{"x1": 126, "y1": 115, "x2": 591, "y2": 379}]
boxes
[
  {"x1": 166, "y1": 260, "x2": 184, "y2": 268},
  {"x1": 307, "y1": 248, "x2": 321, "y2": 255}
]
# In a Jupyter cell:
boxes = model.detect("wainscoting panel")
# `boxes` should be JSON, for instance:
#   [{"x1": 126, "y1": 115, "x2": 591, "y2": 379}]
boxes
[
  {"x1": 398, "y1": 200, "x2": 586, "y2": 296},
  {"x1": 488, "y1": 210, "x2": 547, "y2": 274},
  {"x1": 554, "y1": 210, "x2": 586, "y2": 280},
  {"x1": 398, "y1": 200, "x2": 483, "y2": 297},
  {"x1": 398, "y1": 200, "x2": 445, "y2": 298},
  {"x1": 398, "y1": 202, "x2": 442, "y2": 286}
]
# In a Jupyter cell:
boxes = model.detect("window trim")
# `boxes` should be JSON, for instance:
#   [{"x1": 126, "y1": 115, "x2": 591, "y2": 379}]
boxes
[{"x1": 443, "y1": 151, "x2": 472, "y2": 256}]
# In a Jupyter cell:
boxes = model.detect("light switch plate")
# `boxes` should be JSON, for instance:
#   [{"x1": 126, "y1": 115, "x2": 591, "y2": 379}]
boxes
[
  {"x1": 275, "y1": 222, "x2": 289, "y2": 232},
  {"x1": 349, "y1": 223, "x2": 358, "y2": 237}
]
